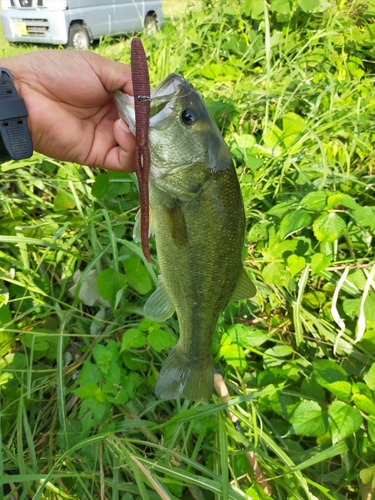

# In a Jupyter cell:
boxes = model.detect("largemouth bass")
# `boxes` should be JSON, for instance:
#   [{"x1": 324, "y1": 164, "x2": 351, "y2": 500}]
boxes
[{"x1": 114, "y1": 73, "x2": 255, "y2": 400}]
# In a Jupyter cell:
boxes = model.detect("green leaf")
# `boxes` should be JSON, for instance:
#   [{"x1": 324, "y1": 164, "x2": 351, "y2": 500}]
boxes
[
  {"x1": 96, "y1": 268, "x2": 127, "y2": 302},
  {"x1": 123, "y1": 257, "x2": 153, "y2": 295},
  {"x1": 342, "y1": 298, "x2": 360, "y2": 319},
  {"x1": 310, "y1": 253, "x2": 331, "y2": 274},
  {"x1": 107, "y1": 170, "x2": 132, "y2": 196},
  {"x1": 265, "y1": 240, "x2": 298, "y2": 259},
  {"x1": 298, "y1": 0, "x2": 320, "y2": 12},
  {"x1": 352, "y1": 206, "x2": 375, "y2": 231},
  {"x1": 233, "y1": 133, "x2": 256, "y2": 150},
  {"x1": 328, "y1": 401, "x2": 363, "y2": 444},
  {"x1": 219, "y1": 343, "x2": 247, "y2": 369},
  {"x1": 53, "y1": 190, "x2": 76, "y2": 212},
  {"x1": 265, "y1": 345, "x2": 294, "y2": 357},
  {"x1": 290, "y1": 401, "x2": 327, "y2": 437},
  {"x1": 106, "y1": 339, "x2": 120, "y2": 361},
  {"x1": 347, "y1": 269, "x2": 367, "y2": 290},
  {"x1": 271, "y1": 0, "x2": 291, "y2": 15},
  {"x1": 262, "y1": 262, "x2": 291, "y2": 286},
  {"x1": 103, "y1": 382, "x2": 129, "y2": 404},
  {"x1": 22, "y1": 332, "x2": 49, "y2": 351},
  {"x1": 300, "y1": 191, "x2": 327, "y2": 211},
  {"x1": 335, "y1": 193, "x2": 360, "y2": 210},
  {"x1": 326, "y1": 192, "x2": 360, "y2": 211},
  {"x1": 79, "y1": 398, "x2": 108, "y2": 433},
  {"x1": 364, "y1": 293, "x2": 375, "y2": 321},
  {"x1": 0, "y1": 304, "x2": 12, "y2": 326},
  {"x1": 302, "y1": 291, "x2": 326, "y2": 309},
  {"x1": 313, "y1": 359, "x2": 347, "y2": 384},
  {"x1": 73, "y1": 383, "x2": 99, "y2": 399},
  {"x1": 227, "y1": 324, "x2": 249, "y2": 345},
  {"x1": 244, "y1": 328, "x2": 269, "y2": 347},
  {"x1": 267, "y1": 201, "x2": 294, "y2": 217},
  {"x1": 121, "y1": 328, "x2": 146, "y2": 351},
  {"x1": 279, "y1": 209, "x2": 311, "y2": 239},
  {"x1": 326, "y1": 193, "x2": 343, "y2": 210},
  {"x1": 360, "y1": 467, "x2": 375, "y2": 485},
  {"x1": 301, "y1": 377, "x2": 326, "y2": 400},
  {"x1": 282, "y1": 112, "x2": 306, "y2": 146},
  {"x1": 248, "y1": 221, "x2": 270, "y2": 242},
  {"x1": 346, "y1": 294, "x2": 375, "y2": 321},
  {"x1": 251, "y1": 0, "x2": 264, "y2": 19},
  {"x1": 104, "y1": 359, "x2": 121, "y2": 384},
  {"x1": 352, "y1": 393, "x2": 375, "y2": 416},
  {"x1": 92, "y1": 173, "x2": 110, "y2": 200},
  {"x1": 287, "y1": 255, "x2": 306, "y2": 277},
  {"x1": 148, "y1": 328, "x2": 177, "y2": 352},
  {"x1": 0, "y1": 305, "x2": 13, "y2": 355},
  {"x1": 77, "y1": 361, "x2": 102, "y2": 385},
  {"x1": 122, "y1": 351, "x2": 147, "y2": 371},
  {"x1": 313, "y1": 359, "x2": 352, "y2": 399},
  {"x1": 93, "y1": 344, "x2": 112, "y2": 365},
  {"x1": 263, "y1": 124, "x2": 283, "y2": 153},
  {"x1": 325, "y1": 381, "x2": 352, "y2": 401},
  {"x1": 364, "y1": 363, "x2": 375, "y2": 391},
  {"x1": 367, "y1": 415, "x2": 375, "y2": 444},
  {"x1": 313, "y1": 212, "x2": 346, "y2": 242}
]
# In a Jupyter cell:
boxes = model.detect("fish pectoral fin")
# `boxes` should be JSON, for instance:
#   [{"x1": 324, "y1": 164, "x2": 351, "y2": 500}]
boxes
[
  {"x1": 133, "y1": 207, "x2": 155, "y2": 243},
  {"x1": 164, "y1": 200, "x2": 188, "y2": 247},
  {"x1": 144, "y1": 275, "x2": 175, "y2": 322},
  {"x1": 230, "y1": 268, "x2": 256, "y2": 302}
]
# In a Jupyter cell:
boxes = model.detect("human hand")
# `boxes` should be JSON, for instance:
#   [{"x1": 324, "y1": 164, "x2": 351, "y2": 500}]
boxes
[{"x1": 3, "y1": 50, "x2": 135, "y2": 171}]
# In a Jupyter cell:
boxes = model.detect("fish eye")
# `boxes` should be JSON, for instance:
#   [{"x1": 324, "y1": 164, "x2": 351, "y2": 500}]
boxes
[{"x1": 181, "y1": 108, "x2": 198, "y2": 126}]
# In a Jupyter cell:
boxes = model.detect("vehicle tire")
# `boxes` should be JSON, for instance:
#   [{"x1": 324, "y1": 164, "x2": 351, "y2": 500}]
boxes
[
  {"x1": 67, "y1": 24, "x2": 90, "y2": 50},
  {"x1": 144, "y1": 14, "x2": 159, "y2": 35}
]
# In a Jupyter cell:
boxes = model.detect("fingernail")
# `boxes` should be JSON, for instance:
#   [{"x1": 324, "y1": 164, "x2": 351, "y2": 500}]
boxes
[{"x1": 118, "y1": 118, "x2": 130, "y2": 133}]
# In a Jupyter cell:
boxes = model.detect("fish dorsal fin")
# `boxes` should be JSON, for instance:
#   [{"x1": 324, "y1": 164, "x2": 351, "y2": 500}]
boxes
[
  {"x1": 230, "y1": 269, "x2": 256, "y2": 303},
  {"x1": 133, "y1": 208, "x2": 155, "y2": 243},
  {"x1": 144, "y1": 275, "x2": 175, "y2": 322}
]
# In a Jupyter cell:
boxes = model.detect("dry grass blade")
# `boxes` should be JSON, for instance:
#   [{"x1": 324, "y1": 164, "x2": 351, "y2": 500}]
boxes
[
  {"x1": 130, "y1": 454, "x2": 171, "y2": 500},
  {"x1": 214, "y1": 374, "x2": 272, "y2": 496}
]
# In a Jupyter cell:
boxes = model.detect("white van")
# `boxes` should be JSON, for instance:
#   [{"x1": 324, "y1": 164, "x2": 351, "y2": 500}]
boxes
[{"x1": 1, "y1": 0, "x2": 163, "y2": 49}]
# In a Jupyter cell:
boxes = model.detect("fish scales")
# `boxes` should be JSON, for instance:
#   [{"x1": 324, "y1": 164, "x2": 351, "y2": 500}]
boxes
[
  {"x1": 151, "y1": 166, "x2": 244, "y2": 357},
  {"x1": 114, "y1": 73, "x2": 255, "y2": 400}
]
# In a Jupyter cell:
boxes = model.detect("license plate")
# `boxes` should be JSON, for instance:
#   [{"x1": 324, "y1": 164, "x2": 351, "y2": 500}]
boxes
[{"x1": 10, "y1": 22, "x2": 28, "y2": 37}]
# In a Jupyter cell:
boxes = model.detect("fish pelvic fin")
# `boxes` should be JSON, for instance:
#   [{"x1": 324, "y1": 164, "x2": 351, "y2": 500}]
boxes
[
  {"x1": 230, "y1": 268, "x2": 256, "y2": 303},
  {"x1": 144, "y1": 275, "x2": 175, "y2": 322},
  {"x1": 155, "y1": 345, "x2": 213, "y2": 400}
]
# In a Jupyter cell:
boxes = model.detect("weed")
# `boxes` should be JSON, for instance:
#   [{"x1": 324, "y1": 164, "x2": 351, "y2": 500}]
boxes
[{"x1": 2, "y1": 0, "x2": 375, "y2": 498}]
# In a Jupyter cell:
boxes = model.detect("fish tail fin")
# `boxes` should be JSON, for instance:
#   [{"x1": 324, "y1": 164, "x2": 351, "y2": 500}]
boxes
[{"x1": 155, "y1": 345, "x2": 213, "y2": 400}]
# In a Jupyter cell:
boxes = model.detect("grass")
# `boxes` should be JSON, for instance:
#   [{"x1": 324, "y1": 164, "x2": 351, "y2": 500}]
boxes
[
  {"x1": 162, "y1": 0, "x2": 201, "y2": 20},
  {"x1": 2, "y1": 0, "x2": 375, "y2": 499}
]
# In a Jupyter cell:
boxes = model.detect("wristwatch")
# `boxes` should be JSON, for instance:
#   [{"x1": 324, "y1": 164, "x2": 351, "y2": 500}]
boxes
[{"x1": 0, "y1": 67, "x2": 33, "y2": 162}]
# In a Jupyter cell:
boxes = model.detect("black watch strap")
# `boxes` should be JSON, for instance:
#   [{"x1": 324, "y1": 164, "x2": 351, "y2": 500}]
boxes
[{"x1": 0, "y1": 67, "x2": 33, "y2": 162}]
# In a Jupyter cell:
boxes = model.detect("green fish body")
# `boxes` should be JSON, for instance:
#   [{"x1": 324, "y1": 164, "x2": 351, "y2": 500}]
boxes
[{"x1": 115, "y1": 73, "x2": 255, "y2": 400}]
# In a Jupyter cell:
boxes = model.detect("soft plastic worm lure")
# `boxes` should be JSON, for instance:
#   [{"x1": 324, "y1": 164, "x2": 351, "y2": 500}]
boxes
[{"x1": 131, "y1": 37, "x2": 151, "y2": 262}]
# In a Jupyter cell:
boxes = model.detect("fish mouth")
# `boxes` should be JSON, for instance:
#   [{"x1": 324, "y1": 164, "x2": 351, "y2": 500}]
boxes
[{"x1": 114, "y1": 73, "x2": 191, "y2": 134}]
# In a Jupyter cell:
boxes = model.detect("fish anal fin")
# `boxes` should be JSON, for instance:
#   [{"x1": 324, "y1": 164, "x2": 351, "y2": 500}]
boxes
[
  {"x1": 155, "y1": 345, "x2": 213, "y2": 400},
  {"x1": 144, "y1": 275, "x2": 175, "y2": 322},
  {"x1": 230, "y1": 268, "x2": 256, "y2": 303}
]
